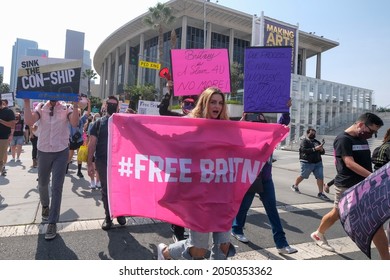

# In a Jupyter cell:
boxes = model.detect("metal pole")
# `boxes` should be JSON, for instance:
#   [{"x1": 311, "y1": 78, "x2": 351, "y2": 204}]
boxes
[{"x1": 203, "y1": 0, "x2": 207, "y2": 48}]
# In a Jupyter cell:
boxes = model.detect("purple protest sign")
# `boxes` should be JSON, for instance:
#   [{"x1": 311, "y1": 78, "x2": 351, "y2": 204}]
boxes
[
  {"x1": 170, "y1": 49, "x2": 231, "y2": 96},
  {"x1": 339, "y1": 162, "x2": 390, "y2": 259},
  {"x1": 244, "y1": 47, "x2": 291, "y2": 113}
]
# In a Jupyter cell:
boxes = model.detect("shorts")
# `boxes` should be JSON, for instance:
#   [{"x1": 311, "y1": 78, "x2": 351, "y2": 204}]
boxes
[
  {"x1": 333, "y1": 186, "x2": 349, "y2": 208},
  {"x1": 11, "y1": 135, "x2": 24, "y2": 146},
  {"x1": 299, "y1": 161, "x2": 324, "y2": 180},
  {"x1": 69, "y1": 140, "x2": 83, "y2": 151}
]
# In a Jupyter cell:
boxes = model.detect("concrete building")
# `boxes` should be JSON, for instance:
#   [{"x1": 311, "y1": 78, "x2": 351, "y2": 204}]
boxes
[
  {"x1": 65, "y1": 29, "x2": 91, "y2": 94},
  {"x1": 93, "y1": 0, "x2": 373, "y2": 145}
]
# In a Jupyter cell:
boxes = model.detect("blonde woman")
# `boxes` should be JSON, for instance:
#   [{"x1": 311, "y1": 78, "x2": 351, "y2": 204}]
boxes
[{"x1": 157, "y1": 87, "x2": 234, "y2": 260}]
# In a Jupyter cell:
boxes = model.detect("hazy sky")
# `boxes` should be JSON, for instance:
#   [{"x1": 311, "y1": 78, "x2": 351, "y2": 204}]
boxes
[{"x1": 1, "y1": 0, "x2": 389, "y2": 106}]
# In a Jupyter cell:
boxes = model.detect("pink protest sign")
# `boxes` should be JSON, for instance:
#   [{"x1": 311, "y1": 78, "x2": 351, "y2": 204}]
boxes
[
  {"x1": 107, "y1": 114, "x2": 289, "y2": 232},
  {"x1": 170, "y1": 49, "x2": 231, "y2": 96}
]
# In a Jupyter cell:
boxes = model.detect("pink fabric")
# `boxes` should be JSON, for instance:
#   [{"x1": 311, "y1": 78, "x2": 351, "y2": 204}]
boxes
[
  {"x1": 35, "y1": 101, "x2": 72, "y2": 152},
  {"x1": 107, "y1": 114, "x2": 289, "y2": 232}
]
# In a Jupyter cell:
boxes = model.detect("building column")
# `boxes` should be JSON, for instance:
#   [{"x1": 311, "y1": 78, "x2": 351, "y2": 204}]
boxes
[
  {"x1": 100, "y1": 61, "x2": 106, "y2": 99},
  {"x1": 107, "y1": 53, "x2": 112, "y2": 96},
  {"x1": 229, "y1": 29, "x2": 234, "y2": 64},
  {"x1": 137, "y1": 34, "x2": 145, "y2": 86},
  {"x1": 206, "y1": 22, "x2": 212, "y2": 49},
  {"x1": 181, "y1": 16, "x2": 187, "y2": 49},
  {"x1": 301, "y1": 49, "x2": 307, "y2": 76},
  {"x1": 113, "y1": 47, "x2": 120, "y2": 96},
  {"x1": 316, "y1": 53, "x2": 321, "y2": 79},
  {"x1": 124, "y1": 41, "x2": 130, "y2": 87}
]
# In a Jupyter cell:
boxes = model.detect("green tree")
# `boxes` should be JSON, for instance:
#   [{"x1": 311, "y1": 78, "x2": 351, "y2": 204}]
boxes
[
  {"x1": 82, "y1": 68, "x2": 98, "y2": 97},
  {"x1": 143, "y1": 2, "x2": 175, "y2": 100},
  {"x1": 124, "y1": 84, "x2": 157, "y2": 111},
  {"x1": 0, "y1": 74, "x2": 10, "y2": 94},
  {"x1": 230, "y1": 61, "x2": 244, "y2": 96}
]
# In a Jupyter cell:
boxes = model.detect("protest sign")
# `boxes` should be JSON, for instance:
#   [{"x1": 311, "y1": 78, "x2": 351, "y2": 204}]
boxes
[
  {"x1": 16, "y1": 56, "x2": 82, "y2": 101},
  {"x1": 170, "y1": 49, "x2": 231, "y2": 96},
  {"x1": 244, "y1": 47, "x2": 291, "y2": 113}
]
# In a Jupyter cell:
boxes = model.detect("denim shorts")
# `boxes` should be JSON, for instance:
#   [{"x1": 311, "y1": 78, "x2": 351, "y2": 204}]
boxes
[
  {"x1": 299, "y1": 161, "x2": 324, "y2": 179},
  {"x1": 11, "y1": 135, "x2": 24, "y2": 146}
]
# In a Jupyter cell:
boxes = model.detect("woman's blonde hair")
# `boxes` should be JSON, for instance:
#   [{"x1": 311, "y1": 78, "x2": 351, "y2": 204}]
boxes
[{"x1": 189, "y1": 87, "x2": 229, "y2": 120}]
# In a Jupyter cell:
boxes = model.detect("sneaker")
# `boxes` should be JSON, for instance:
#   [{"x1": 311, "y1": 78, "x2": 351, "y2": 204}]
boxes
[
  {"x1": 42, "y1": 206, "x2": 49, "y2": 221},
  {"x1": 90, "y1": 181, "x2": 96, "y2": 189},
  {"x1": 157, "y1": 243, "x2": 167, "y2": 260},
  {"x1": 290, "y1": 185, "x2": 301, "y2": 193},
  {"x1": 10, "y1": 158, "x2": 15, "y2": 162},
  {"x1": 1, "y1": 168, "x2": 6, "y2": 176},
  {"x1": 172, "y1": 233, "x2": 186, "y2": 242},
  {"x1": 278, "y1": 245, "x2": 298, "y2": 254},
  {"x1": 77, "y1": 171, "x2": 84, "y2": 178},
  {"x1": 117, "y1": 216, "x2": 126, "y2": 226},
  {"x1": 16, "y1": 158, "x2": 21, "y2": 163},
  {"x1": 231, "y1": 232, "x2": 249, "y2": 243},
  {"x1": 95, "y1": 181, "x2": 101, "y2": 189},
  {"x1": 45, "y1": 223, "x2": 57, "y2": 240},
  {"x1": 317, "y1": 192, "x2": 331, "y2": 201},
  {"x1": 102, "y1": 218, "x2": 112, "y2": 230},
  {"x1": 310, "y1": 231, "x2": 335, "y2": 252}
]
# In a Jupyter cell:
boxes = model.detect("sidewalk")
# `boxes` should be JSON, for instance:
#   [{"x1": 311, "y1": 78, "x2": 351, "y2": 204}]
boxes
[{"x1": 0, "y1": 143, "x2": 103, "y2": 227}]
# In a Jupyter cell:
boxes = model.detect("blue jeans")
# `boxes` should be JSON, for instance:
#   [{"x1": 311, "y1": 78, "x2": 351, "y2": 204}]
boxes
[
  {"x1": 232, "y1": 178, "x2": 289, "y2": 249},
  {"x1": 168, "y1": 229, "x2": 235, "y2": 260}
]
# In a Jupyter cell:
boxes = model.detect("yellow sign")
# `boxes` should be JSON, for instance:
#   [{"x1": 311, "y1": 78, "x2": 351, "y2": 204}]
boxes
[{"x1": 139, "y1": 60, "x2": 161, "y2": 70}]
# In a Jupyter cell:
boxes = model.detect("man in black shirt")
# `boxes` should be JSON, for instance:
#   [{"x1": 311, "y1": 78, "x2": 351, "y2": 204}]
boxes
[
  {"x1": 87, "y1": 96, "x2": 126, "y2": 230},
  {"x1": 310, "y1": 113, "x2": 389, "y2": 259},
  {"x1": 0, "y1": 99, "x2": 15, "y2": 176}
]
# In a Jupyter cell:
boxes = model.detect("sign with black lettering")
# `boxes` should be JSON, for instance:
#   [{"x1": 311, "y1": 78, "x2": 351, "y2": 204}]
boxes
[
  {"x1": 244, "y1": 47, "x2": 292, "y2": 113},
  {"x1": 16, "y1": 56, "x2": 82, "y2": 101},
  {"x1": 170, "y1": 49, "x2": 231, "y2": 96}
]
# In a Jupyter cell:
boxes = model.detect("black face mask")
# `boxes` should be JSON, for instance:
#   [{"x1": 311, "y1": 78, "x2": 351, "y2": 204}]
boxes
[
  {"x1": 359, "y1": 131, "x2": 374, "y2": 140},
  {"x1": 106, "y1": 103, "x2": 118, "y2": 115},
  {"x1": 308, "y1": 134, "x2": 316, "y2": 139}
]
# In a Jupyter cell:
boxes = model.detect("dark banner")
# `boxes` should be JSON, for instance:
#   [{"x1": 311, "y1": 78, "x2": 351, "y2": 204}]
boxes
[
  {"x1": 263, "y1": 18, "x2": 297, "y2": 73},
  {"x1": 244, "y1": 47, "x2": 291, "y2": 113},
  {"x1": 339, "y1": 162, "x2": 390, "y2": 259},
  {"x1": 16, "y1": 57, "x2": 82, "y2": 101}
]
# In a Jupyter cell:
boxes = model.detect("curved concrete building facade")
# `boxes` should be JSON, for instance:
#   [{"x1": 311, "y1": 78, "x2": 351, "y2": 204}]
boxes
[{"x1": 94, "y1": 0, "x2": 373, "y2": 145}]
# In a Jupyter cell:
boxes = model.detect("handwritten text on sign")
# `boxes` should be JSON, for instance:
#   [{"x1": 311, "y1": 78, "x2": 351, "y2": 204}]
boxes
[
  {"x1": 244, "y1": 47, "x2": 292, "y2": 113},
  {"x1": 171, "y1": 49, "x2": 231, "y2": 96}
]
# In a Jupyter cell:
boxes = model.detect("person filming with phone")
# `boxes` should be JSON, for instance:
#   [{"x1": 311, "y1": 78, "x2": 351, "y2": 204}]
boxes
[{"x1": 291, "y1": 128, "x2": 330, "y2": 201}]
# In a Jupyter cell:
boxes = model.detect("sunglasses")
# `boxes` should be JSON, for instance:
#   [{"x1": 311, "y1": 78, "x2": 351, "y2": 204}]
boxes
[
  {"x1": 49, "y1": 106, "x2": 54, "y2": 117},
  {"x1": 365, "y1": 123, "x2": 378, "y2": 138}
]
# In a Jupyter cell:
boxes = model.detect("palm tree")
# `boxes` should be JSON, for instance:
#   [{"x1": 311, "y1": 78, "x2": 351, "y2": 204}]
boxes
[
  {"x1": 0, "y1": 74, "x2": 10, "y2": 94},
  {"x1": 81, "y1": 69, "x2": 98, "y2": 97},
  {"x1": 143, "y1": 2, "x2": 175, "y2": 100}
]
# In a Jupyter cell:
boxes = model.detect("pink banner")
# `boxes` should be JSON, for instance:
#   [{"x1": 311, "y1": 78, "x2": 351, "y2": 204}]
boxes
[
  {"x1": 170, "y1": 49, "x2": 231, "y2": 96},
  {"x1": 107, "y1": 114, "x2": 289, "y2": 232}
]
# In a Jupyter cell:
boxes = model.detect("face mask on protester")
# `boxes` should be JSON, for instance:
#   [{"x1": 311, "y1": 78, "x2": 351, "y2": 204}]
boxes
[{"x1": 106, "y1": 103, "x2": 118, "y2": 115}]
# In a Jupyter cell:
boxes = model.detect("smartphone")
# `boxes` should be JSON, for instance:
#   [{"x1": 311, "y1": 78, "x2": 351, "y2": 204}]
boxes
[
  {"x1": 321, "y1": 139, "x2": 325, "y2": 145},
  {"x1": 245, "y1": 113, "x2": 260, "y2": 122}
]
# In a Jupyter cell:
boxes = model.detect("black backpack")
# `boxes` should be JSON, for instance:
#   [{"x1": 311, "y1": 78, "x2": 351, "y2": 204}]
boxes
[{"x1": 371, "y1": 142, "x2": 390, "y2": 170}]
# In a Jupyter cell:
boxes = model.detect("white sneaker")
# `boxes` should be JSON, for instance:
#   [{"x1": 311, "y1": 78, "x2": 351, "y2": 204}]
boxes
[
  {"x1": 278, "y1": 245, "x2": 298, "y2": 254},
  {"x1": 231, "y1": 232, "x2": 249, "y2": 243},
  {"x1": 95, "y1": 181, "x2": 101, "y2": 189},
  {"x1": 90, "y1": 181, "x2": 96, "y2": 189},
  {"x1": 157, "y1": 243, "x2": 167, "y2": 260},
  {"x1": 310, "y1": 231, "x2": 335, "y2": 252}
]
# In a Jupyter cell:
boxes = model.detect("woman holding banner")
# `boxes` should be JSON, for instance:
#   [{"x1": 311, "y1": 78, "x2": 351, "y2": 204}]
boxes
[{"x1": 157, "y1": 87, "x2": 235, "y2": 260}]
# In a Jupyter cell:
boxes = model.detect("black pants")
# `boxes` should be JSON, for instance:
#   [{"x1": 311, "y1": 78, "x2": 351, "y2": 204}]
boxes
[{"x1": 31, "y1": 136, "x2": 38, "y2": 160}]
